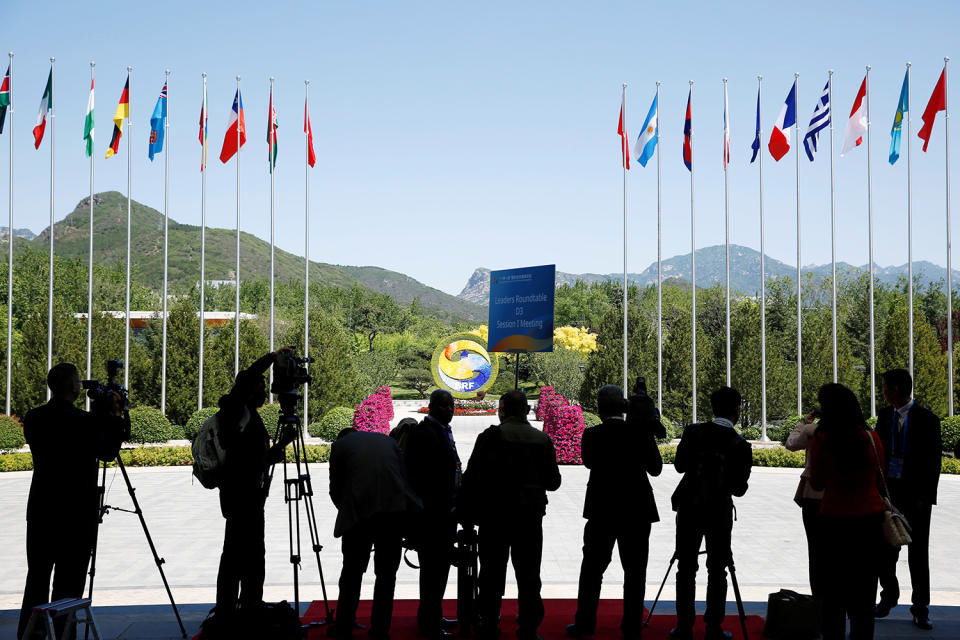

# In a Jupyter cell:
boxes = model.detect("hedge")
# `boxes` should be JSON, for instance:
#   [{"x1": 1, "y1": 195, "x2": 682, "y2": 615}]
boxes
[
  {"x1": 128, "y1": 407, "x2": 175, "y2": 444},
  {"x1": 0, "y1": 444, "x2": 332, "y2": 472},
  {"x1": 185, "y1": 407, "x2": 218, "y2": 441},
  {"x1": 258, "y1": 404, "x2": 283, "y2": 434},
  {"x1": 941, "y1": 417, "x2": 960, "y2": 453},
  {"x1": 582, "y1": 412, "x2": 602, "y2": 429},
  {"x1": 309, "y1": 407, "x2": 355, "y2": 442},
  {"x1": 0, "y1": 415, "x2": 25, "y2": 451}
]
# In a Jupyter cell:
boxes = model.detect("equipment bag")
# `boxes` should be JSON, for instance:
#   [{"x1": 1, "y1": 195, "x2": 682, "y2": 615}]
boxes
[
  {"x1": 192, "y1": 407, "x2": 249, "y2": 489},
  {"x1": 762, "y1": 589, "x2": 820, "y2": 639},
  {"x1": 255, "y1": 601, "x2": 301, "y2": 639}
]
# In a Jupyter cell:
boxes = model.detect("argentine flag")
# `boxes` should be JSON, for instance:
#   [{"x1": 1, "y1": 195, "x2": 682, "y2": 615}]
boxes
[{"x1": 633, "y1": 93, "x2": 658, "y2": 167}]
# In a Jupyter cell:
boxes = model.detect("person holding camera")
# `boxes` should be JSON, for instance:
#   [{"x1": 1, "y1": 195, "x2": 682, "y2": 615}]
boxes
[
  {"x1": 17, "y1": 363, "x2": 126, "y2": 640},
  {"x1": 670, "y1": 386, "x2": 752, "y2": 640},
  {"x1": 211, "y1": 348, "x2": 297, "y2": 633},
  {"x1": 566, "y1": 381, "x2": 664, "y2": 640},
  {"x1": 785, "y1": 409, "x2": 826, "y2": 600},
  {"x1": 459, "y1": 390, "x2": 561, "y2": 640}
]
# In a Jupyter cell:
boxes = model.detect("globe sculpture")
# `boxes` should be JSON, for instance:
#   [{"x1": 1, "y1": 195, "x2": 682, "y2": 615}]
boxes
[{"x1": 430, "y1": 332, "x2": 499, "y2": 399}]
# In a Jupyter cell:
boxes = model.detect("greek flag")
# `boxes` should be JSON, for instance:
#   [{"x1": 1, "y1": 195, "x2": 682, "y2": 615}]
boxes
[{"x1": 803, "y1": 81, "x2": 830, "y2": 161}]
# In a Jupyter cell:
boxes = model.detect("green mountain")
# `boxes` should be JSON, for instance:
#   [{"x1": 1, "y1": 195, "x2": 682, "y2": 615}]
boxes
[{"x1": 28, "y1": 191, "x2": 486, "y2": 322}]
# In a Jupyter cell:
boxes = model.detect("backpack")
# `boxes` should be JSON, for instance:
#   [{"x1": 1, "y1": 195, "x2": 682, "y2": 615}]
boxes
[{"x1": 192, "y1": 407, "x2": 250, "y2": 489}]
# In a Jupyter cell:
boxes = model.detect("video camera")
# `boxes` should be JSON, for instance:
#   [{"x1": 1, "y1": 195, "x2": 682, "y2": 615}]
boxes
[
  {"x1": 82, "y1": 359, "x2": 131, "y2": 440},
  {"x1": 271, "y1": 347, "x2": 314, "y2": 420}
]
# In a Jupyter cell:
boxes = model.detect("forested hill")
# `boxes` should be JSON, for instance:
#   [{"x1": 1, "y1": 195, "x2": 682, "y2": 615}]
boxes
[{"x1": 26, "y1": 191, "x2": 486, "y2": 322}]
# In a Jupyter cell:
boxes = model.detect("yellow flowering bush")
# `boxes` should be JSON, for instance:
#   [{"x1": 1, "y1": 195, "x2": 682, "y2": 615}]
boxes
[{"x1": 554, "y1": 326, "x2": 598, "y2": 355}]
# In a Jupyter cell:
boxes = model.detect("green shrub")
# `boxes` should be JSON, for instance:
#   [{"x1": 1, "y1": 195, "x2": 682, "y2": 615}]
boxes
[
  {"x1": 866, "y1": 416, "x2": 878, "y2": 430},
  {"x1": 258, "y1": 404, "x2": 283, "y2": 433},
  {"x1": 309, "y1": 407, "x2": 355, "y2": 442},
  {"x1": 583, "y1": 412, "x2": 602, "y2": 429},
  {"x1": 168, "y1": 424, "x2": 187, "y2": 440},
  {"x1": 740, "y1": 425, "x2": 761, "y2": 440},
  {"x1": 658, "y1": 416, "x2": 676, "y2": 444},
  {"x1": 0, "y1": 415, "x2": 26, "y2": 451},
  {"x1": 489, "y1": 370, "x2": 517, "y2": 396},
  {"x1": 659, "y1": 445, "x2": 677, "y2": 464},
  {"x1": 942, "y1": 456, "x2": 960, "y2": 474},
  {"x1": 0, "y1": 452, "x2": 32, "y2": 471},
  {"x1": 765, "y1": 425, "x2": 789, "y2": 443},
  {"x1": 128, "y1": 407, "x2": 174, "y2": 444},
  {"x1": 185, "y1": 407, "x2": 218, "y2": 441},
  {"x1": 940, "y1": 416, "x2": 960, "y2": 453},
  {"x1": 752, "y1": 448, "x2": 806, "y2": 468}
]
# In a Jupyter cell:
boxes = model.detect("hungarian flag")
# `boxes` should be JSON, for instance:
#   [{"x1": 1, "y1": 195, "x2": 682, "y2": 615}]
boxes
[
  {"x1": 682, "y1": 89, "x2": 692, "y2": 171},
  {"x1": 305, "y1": 97, "x2": 316, "y2": 168},
  {"x1": 841, "y1": 76, "x2": 867, "y2": 156},
  {"x1": 83, "y1": 73, "x2": 94, "y2": 157},
  {"x1": 199, "y1": 90, "x2": 208, "y2": 171},
  {"x1": 219, "y1": 89, "x2": 246, "y2": 163},
  {"x1": 267, "y1": 87, "x2": 278, "y2": 171},
  {"x1": 33, "y1": 67, "x2": 53, "y2": 149},
  {"x1": 768, "y1": 79, "x2": 797, "y2": 162},
  {"x1": 0, "y1": 64, "x2": 10, "y2": 135},
  {"x1": 918, "y1": 68, "x2": 946, "y2": 153},
  {"x1": 617, "y1": 98, "x2": 629, "y2": 170},
  {"x1": 105, "y1": 77, "x2": 129, "y2": 158}
]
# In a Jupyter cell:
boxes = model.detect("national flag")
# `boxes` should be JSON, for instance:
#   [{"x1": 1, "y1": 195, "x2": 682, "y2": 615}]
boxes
[
  {"x1": 723, "y1": 84, "x2": 731, "y2": 169},
  {"x1": 267, "y1": 87, "x2": 278, "y2": 170},
  {"x1": 750, "y1": 88, "x2": 761, "y2": 163},
  {"x1": 889, "y1": 70, "x2": 909, "y2": 164},
  {"x1": 633, "y1": 93, "x2": 657, "y2": 167},
  {"x1": 305, "y1": 97, "x2": 316, "y2": 168},
  {"x1": 199, "y1": 90, "x2": 208, "y2": 171},
  {"x1": 105, "y1": 77, "x2": 129, "y2": 158},
  {"x1": 83, "y1": 73, "x2": 94, "y2": 157},
  {"x1": 918, "y1": 68, "x2": 946, "y2": 153},
  {"x1": 0, "y1": 64, "x2": 10, "y2": 135},
  {"x1": 682, "y1": 89, "x2": 692, "y2": 171},
  {"x1": 617, "y1": 98, "x2": 630, "y2": 170},
  {"x1": 768, "y1": 79, "x2": 797, "y2": 162},
  {"x1": 219, "y1": 89, "x2": 246, "y2": 164},
  {"x1": 803, "y1": 81, "x2": 831, "y2": 161},
  {"x1": 33, "y1": 67, "x2": 53, "y2": 149},
  {"x1": 841, "y1": 76, "x2": 867, "y2": 156},
  {"x1": 148, "y1": 82, "x2": 167, "y2": 161}
]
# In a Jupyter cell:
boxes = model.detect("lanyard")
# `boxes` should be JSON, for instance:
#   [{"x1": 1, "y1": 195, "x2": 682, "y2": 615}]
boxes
[{"x1": 890, "y1": 406, "x2": 910, "y2": 457}]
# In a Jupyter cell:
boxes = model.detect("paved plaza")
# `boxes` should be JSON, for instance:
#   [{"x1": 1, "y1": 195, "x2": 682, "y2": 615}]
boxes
[{"x1": 2, "y1": 405, "x2": 959, "y2": 638}]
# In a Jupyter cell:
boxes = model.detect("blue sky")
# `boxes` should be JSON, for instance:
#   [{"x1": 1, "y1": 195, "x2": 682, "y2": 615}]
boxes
[{"x1": 0, "y1": 1, "x2": 958, "y2": 295}]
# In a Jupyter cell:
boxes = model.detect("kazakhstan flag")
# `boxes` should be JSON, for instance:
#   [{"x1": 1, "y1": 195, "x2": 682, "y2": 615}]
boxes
[
  {"x1": 633, "y1": 93, "x2": 658, "y2": 168},
  {"x1": 890, "y1": 71, "x2": 908, "y2": 165}
]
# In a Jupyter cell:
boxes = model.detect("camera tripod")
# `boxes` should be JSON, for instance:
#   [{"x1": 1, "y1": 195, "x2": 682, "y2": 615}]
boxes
[
  {"x1": 644, "y1": 547, "x2": 748, "y2": 640},
  {"x1": 269, "y1": 391, "x2": 333, "y2": 629},
  {"x1": 87, "y1": 455, "x2": 186, "y2": 638}
]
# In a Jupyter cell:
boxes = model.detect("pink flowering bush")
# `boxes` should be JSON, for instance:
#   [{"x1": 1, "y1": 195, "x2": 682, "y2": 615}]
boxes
[
  {"x1": 375, "y1": 387, "x2": 394, "y2": 420},
  {"x1": 537, "y1": 386, "x2": 584, "y2": 465},
  {"x1": 352, "y1": 387, "x2": 393, "y2": 434}
]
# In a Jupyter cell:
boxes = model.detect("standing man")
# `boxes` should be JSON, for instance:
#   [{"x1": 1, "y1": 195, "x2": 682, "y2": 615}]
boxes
[
  {"x1": 460, "y1": 390, "x2": 561, "y2": 640},
  {"x1": 566, "y1": 382, "x2": 664, "y2": 640},
  {"x1": 329, "y1": 428, "x2": 418, "y2": 640},
  {"x1": 875, "y1": 369, "x2": 942, "y2": 630},
  {"x1": 671, "y1": 387, "x2": 752, "y2": 640},
  {"x1": 406, "y1": 389, "x2": 460, "y2": 639},
  {"x1": 17, "y1": 363, "x2": 125, "y2": 640}
]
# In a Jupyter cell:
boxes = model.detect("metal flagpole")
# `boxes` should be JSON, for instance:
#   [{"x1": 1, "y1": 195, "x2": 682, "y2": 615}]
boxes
[
  {"x1": 46, "y1": 58, "x2": 55, "y2": 399},
  {"x1": 759, "y1": 75, "x2": 769, "y2": 440},
  {"x1": 622, "y1": 83, "x2": 628, "y2": 394},
  {"x1": 866, "y1": 66, "x2": 876, "y2": 417},
  {"x1": 656, "y1": 81, "x2": 663, "y2": 414},
  {"x1": 124, "y1": 66, "x2": 132, "y2": 389},
  {"x1": 304, "y1": 80, "x2": 311, "y2": 426},
  {"x1": 690, "y1": 80, "x2": 697, "y2": 423},
  {"x1": 5, "y1": 51, "x2": 12, "y2": 414},
  {"x1": 830, "y1": 70, "x2": 837, "y2": 382},
  {"x1": 794, "y1": 72, "x2": 801, "y2": 416},
  {"x1": 269, "y1": 77, "x2": 275, "y2": 402},
  {"x1": 161, "y1": 69, "x2": 170, "y2": 415},
  {"x1": 907, "y1": 62, "x2": 914, "y2": 379},
  {"x1": 945, "y1": 57, "x2": 953, "y2": 416},
  {"x1": 723, "y1": 78, "x2": 731, "y2": 386},
  {"x1": 199, "y1": 73, "x2": 207, "y2": 410},
  {"x1": 235, "y1": 76, "x2": 241, "y2": 376},
  {"x1": 86, "y1": 62, "x2": 95, "y2": 411}
]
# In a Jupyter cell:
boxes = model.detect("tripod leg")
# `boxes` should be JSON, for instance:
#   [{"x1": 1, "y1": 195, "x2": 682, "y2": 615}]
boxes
[
  {"x1": 115, "y1": 458, "x2": 187, "y2": 638},
  {"x1": 727, "y1": 560, "x2": 748, "y2": 640},
  {"x1": 645, "y1": 552, "x2": 678, "y2": 626},
  {"x1": 85, "y1": 462, "x2": 108, "y2": 640},
  {"x1": 302, "y1": 490, "x2": 333, "y2": 622}
]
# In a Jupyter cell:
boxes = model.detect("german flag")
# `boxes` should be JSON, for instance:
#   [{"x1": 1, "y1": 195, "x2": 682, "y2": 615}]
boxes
[{"x1": 106, "y1": 77, "x2": 129, "y2": 158}]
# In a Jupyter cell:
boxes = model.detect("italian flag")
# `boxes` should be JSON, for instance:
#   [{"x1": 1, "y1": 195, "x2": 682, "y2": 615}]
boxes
[
  {"x1": 84, "y1": 74, "x2": 94, "y2": 157},
  {"x1": 33, "y1": 67, "x2": 52, "y2": 149}
]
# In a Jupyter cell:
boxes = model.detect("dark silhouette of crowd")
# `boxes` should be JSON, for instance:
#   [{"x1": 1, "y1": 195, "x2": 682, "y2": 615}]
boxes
[{"x1": 15, "y1": 357, "x2": 946, "y2": 640}]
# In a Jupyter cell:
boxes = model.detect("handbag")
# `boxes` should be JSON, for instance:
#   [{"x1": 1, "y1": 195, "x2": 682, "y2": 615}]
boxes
[
  {"x1": 762, "y1": 589, "x2": 820, "y2": 639},
  {"x1": 867, "y1": 432, "x2": 912, "y2": 548}
]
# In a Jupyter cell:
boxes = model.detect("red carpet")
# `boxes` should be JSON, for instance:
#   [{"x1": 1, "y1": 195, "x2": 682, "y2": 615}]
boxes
[{"x1": 301, "y1": 600, "x2": 765, "y2": 640}]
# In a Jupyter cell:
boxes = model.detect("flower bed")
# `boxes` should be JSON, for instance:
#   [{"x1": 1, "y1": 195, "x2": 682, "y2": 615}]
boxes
[
  {"x1": 352, "y1": 387, "x2": 393, "y2": 434},
  {"x1": 538, "y1": 386, "x2": 585, "y2": 464},
  {"x1": 417, "y1": 397, "x2": 497, "y2": 416},
  {"x1": 416, "y1": 406, "x2": 497, "y2": 416}
]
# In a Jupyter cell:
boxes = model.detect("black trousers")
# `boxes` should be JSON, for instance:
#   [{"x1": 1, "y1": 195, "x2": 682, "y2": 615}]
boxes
[
  {"x1": 820, "y1": 513, "x2": 883, "y2": 640},
  {"x1": 417, "y1": 513, "x2": 456, "y2": 634},
  {"x1": 878, "y1": 502, "x2": 932, "y2": 618},
  {"x1": 337, "y1": 514, "x2": 404, "y2": 637},
  {"x1": 799, "y1": 498, "x2": 826, "y2": 599},
  {"x1": 674, "y1": 508, "x2": 733, "y2": 632},
  {"x1": 574, "y1": 518, "x2": 651, "y2": 634},
  {"x1": 216, "y1": 492, "x2": 266, "y2": 617},
  {"x1": 478, "y1": 515, "x2": 545, "y2": 635},
  {"x1": 18, "y1": 517, "x2": 95, "y2": 640}
]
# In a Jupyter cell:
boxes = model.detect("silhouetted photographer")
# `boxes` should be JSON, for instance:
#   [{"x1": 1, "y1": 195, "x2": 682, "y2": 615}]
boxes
[{"x1": 17, "y1": 363, "x2": 125, "y2": 640}]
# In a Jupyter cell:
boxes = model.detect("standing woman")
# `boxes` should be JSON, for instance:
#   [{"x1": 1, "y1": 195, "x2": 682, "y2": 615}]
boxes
[
  {"x1": 785, "y1": 412, "x2": 825, "y2": 599},
  {"x1": 808, "y1": 383, "x2": 886, "y2": 640}
]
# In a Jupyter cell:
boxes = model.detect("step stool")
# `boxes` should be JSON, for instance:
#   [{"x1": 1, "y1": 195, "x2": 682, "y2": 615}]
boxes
[{"x1": 22, "y1": 597, "x2": 101, "y2": 640}]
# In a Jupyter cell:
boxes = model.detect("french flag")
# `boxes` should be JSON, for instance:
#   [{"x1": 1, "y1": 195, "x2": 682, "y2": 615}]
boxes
[
  {"x1": 219, "y1": 89, "x2": 247, "y2": 164},
  {"x1": 768, "y1": 79, "x2": 797, "y2": 162}
]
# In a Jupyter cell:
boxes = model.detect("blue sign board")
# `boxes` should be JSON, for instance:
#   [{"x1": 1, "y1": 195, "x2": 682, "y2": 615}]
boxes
[{"x1": 486, "y1": 264, "x2": 555, "y2": 353}]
